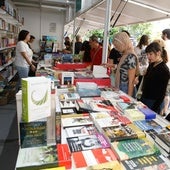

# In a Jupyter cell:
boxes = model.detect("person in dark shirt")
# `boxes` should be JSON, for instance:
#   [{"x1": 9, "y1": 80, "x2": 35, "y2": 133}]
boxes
[
  {"x1": 140, "y1": 42, "x2": 170, "y2": 114},
  {"x1": 75, "y1": 35, "x2": 82, "y2": 54}
]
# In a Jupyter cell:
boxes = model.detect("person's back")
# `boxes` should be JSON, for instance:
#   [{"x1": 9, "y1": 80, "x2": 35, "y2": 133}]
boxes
[{"x1": 75, "y1": 35, "x2": 82, "y2": 54}]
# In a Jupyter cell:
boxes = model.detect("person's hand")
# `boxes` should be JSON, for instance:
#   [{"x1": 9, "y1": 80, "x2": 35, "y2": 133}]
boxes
[{"x1": 30, "y1": 64, "x2": 36, "y2": 72}]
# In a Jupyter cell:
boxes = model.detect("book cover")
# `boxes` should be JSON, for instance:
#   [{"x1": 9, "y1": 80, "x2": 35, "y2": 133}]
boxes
[
  {"x1": 16, "y1": 145, "x2": 58, "y2": 170},
  {"x1": 20, "y1": 121, "x2": 47, "y2": 148},
  {"x1": 90, "y1": 111, "x2": 111, "y2": 120},
  {"x1": 134, "y1": 119, "x2": 163, "y2": 133},
  {"x1": 113, "y1": 112, "x2": 131, "y2": 125},
  {"x1": 111, "y1": 138, "x2": 160, "y2": 161},
  {"x1": 61, "y1": 108, "x2": 77, "y2": 115},
  {"x1": 119, "y1": 95, "x2": 131, "y2": 102},
  {"x1": 124, "y1": 109, "x2": 145, "y2": 122},
  {"x1": 89, "y1": 99, "x2": 118, "y2": 112},
  {"x1": 102, "y1": 123, "x2": 145, "y2": 142},
  {"x1": 59, "y1": 100, "x2": 76, "y2": 109},
  {"x1": 77, "y1": 88, "x2": 101, "y2": 98},
  {"x1": 72, "y1": 148, "x2": 118, "y2": 168},
  {"x1": 138, "y1": 107, "x2": 156, "y2": 119},
  {"x1": 147, "y1": 129, "x2": 170, "y2": 153},
  {"x1": 74, "y1": 71, "x2": 94, "y2": 79},
  {"x1": 22, "y1": 77, "x2": 51, "y2": 122},
  {"x1": 66, "y1": 135, "x2": 104, "y2": 152},
  {"x1": 61, "y1": 72, "x2": 74, "y2": 85},
  {"x1": 65, "y1": 124, "x2": 98, "y2": 137},
  {"x1": 75, "y1": 99, "x2": 93, "y2": 112},
  {"x1": 117, "y1": 102, "x2": 137, "y2": 111},
  {"x1": 61, "y1": 114, "x2": 93, "y2": 128},
  {"x1": 59, "y1": 92, "x2": 80, "y2": 101},
  {"x1": 86, "y1": 160, "x2": 124, "y2": 170},
  {"x1": 121, "y1": 154, "x2": 170, "y2": 170}
]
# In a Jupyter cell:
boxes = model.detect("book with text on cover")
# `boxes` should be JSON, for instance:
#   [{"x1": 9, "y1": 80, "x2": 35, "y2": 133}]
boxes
[
  {"x1": 134, "y1": 119, "x2": 163, "y2": 133},
  {"x1": 102, "y1": 123, "x2": 145, "y2": 142},
  {"x1": 86, "y1": 160, "x2": 124, "y2": 170},
  {"x1": 20, "y1": 121, "x2": 47, "y2": 148},
  {"x1": 61, "y1": 113, "x2": 93, "y2": 128},
  {"x1": 124, "y1": 109, "x2": 145, "y2": 122},
  {"x1": 66, "y1": 133, "x2": 109, "y2": 153},
  {"x1": 72, "y1": 148, "x2": 118, "y2": 168},
  {"x1": 146, "y1": 129, "x2": 170, "y2": 153},
  {"x1": 111, "y1": 138, "x2": 160, "y2": 161},
  {"x1": 121, "y1": 154, "x2": 170, "y2": 170},
  {"x1": 16, "y1": 145, "x2": 58, "y2": 170},
  {"x1": 65, "y1": 124, "x2": 98, "y2": 137}
]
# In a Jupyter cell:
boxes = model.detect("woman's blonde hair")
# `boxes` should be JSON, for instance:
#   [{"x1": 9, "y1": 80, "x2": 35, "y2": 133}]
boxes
[{"x1": 113, "y1": 32, "x2": 134, "y2": 54}]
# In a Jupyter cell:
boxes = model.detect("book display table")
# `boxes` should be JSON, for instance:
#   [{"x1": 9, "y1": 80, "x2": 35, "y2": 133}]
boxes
[{"x1": 15, "y1": 79, "x2": 170, "y2": 170}]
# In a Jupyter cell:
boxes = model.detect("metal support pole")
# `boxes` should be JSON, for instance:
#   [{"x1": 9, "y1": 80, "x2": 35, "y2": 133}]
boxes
[{"x1": 102, "y1": 0, "x2": 112, "y2": 63}]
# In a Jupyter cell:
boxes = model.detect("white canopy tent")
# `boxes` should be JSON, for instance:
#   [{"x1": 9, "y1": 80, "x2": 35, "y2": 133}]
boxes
[
  {"x1": 65, "y1": 0, "x2": 170, "y2": 35},
  {"x1": 64, "y1": 0, "x2": 170, "y2": 62}
]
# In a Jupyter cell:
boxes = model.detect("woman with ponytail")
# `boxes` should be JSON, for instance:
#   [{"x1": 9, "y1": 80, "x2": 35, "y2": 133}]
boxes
[{"x1": 140, "y1": 42, "x2": 170, "y2": 114}]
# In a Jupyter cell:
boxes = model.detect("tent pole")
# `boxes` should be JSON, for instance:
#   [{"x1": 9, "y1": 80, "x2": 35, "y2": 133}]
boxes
[{"x1": 102, "y1": 0, "x2": 112, "y2": 63}]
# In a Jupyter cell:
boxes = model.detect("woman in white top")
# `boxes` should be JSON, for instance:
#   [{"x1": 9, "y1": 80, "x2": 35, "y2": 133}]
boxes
[{"x1": 15, "y1": 30, "x2": 36, "y2": 87}]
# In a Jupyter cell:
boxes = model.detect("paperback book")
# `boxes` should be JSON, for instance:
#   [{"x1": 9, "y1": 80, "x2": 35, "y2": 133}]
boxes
[
  {"x1": 111, "y1": 138, "x2": 160, "y2": 161},
  {"x1": 16, "y1": 145, "x2": 58, "y2": 170},
  {"x1": 66, "y1": 133, "x2": 109, "y2": 152},
  {"x1": 89, "y1": 99, "x2": 118, "y2": 112},
  {"x1": 20, "y1": 121, "x2": 47, "y2": 148},
  {"x1": 59, "y1": 100, "x2": 76, "y2": 109},
  {"x1": 134, "y1": 119, "x2": 163, "y2": 133},
  {"x1": 86, "y1": 161, "x2": 124, "y2": 170},
  {"x1": 121, "y1": 154, "x2": 170, "y2": 170},
  {"x1": 124, "y1": 109, "x2": 145, "y2": 122},
  {"x1": 138, "y1": 107, "x2": 156, "y2": 119},
  {"x1": 59, "y1": 92, "x2": 80, "y2": 101},
  {"x1": 146, "y1": 129, "x2": 170, "y2": 153},
  {"x1": 65, "y1": 124, "x2": 98, "y2": 137},
  {"x1": 72, "y1": 148, "x2": 118, "y2": 168},
  {"x1": 102, "y1": 123, "x2": 145, "y2": 142},
  {"x1": 61, "y1": 114, "x2": 93, "y2": 128}
]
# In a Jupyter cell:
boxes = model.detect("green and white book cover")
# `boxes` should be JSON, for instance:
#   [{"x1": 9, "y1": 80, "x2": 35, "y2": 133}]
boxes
[{"x1": 22, "y1": 77, "x2": 51, "y2": 122}]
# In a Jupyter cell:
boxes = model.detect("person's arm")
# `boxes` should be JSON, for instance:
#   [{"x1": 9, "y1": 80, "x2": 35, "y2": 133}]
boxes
[
  {"x1": 128, "y1": 68, "x2": 136, "y2": 96},
  {"x1": 20, "y1": 52, "x2": 36, "y2": 71}
]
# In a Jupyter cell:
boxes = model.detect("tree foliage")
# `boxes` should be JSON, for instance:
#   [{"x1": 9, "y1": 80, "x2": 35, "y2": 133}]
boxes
[{"x1": 85, "y1": 22, "x2": 152, "y2": 42}]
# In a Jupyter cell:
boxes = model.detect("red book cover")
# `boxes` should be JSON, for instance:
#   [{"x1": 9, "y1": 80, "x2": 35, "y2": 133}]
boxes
[
  {"x1": 57, "y1": 144, "x2": 71, "y2": 169},
  {"x1": 72, "y1": 148, "x2": 118, "y2": 168}
]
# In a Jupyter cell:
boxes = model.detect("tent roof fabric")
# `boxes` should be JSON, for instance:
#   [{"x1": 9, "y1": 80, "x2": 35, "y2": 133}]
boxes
[{"x1": 65, "y1": 0, "x2": 170, "y2": 35}]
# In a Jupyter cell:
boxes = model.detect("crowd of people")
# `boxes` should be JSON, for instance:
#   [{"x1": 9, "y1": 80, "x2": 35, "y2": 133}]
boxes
[{"x1": 15, "y1": 28, "x2": 170, "y2": 119}]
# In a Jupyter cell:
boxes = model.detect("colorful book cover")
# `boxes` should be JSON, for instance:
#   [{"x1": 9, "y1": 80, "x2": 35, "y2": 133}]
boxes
[
  {"x1": 121, "y1": 154, "x2": 170, "y2": 170},
  {"x1": 134, "y1": 119, "x2": 163, "y2": 133},
  {"x1": 22, "y1": 77, "x2": 51, "y2": 122},
  {"x1": 124, "y1": 109, "x2": 145, "y2": 122},
  {"x1": 59, "y1": 92, "x2": 80, "y2": 101},
  {"x1": 117, "y1": 102, "x2": 137, "y2": 110},
  {"x1": 61, "y1": 114, "x2": 93, "y2": 128},
  {"x1": 75, "y1": 99, "x2": 93, "y2": 112},
  {"x1": 72, "y1": 148, "x2": 118, "y2": 168},
  {"x1": 147, "y1": 129, "x2": 170, "y2": 153},
  {"x1": 90, "y1": 111, "x2": 111, "y2": 120},
  {"x1": 111, "y1": 138, "x2": 160, "y2": 161},
  {"x1": 86, "y1": 160, "x2": 124, "y2": 170},
  {"x1": 65, "y1": 124, "x2": 98, "y2": 137},
  {"x1": 16, "y1": 145, "x2": 58, "y2": 170},
  {"x1": 59, "y1": 100, "x2": 76, "y2": 109},
  {"x1": 89, "y1": 99, "x2": 118, "y2": 112},
  {"x1": 138, "y1": 107, "x2": 156, "y2": 119},
  {"x1": 102, "y1": 123, "x2": 145, "y2": 142},
  {"x1": 20, "y1": 121, "x2": 47, "y2": 148},
  {"x1": 113, "y1": 112, "x2": 131, "y2": 125},
  {"x1": 66, "y1": 135, "x2": 104, "y2": 152}
]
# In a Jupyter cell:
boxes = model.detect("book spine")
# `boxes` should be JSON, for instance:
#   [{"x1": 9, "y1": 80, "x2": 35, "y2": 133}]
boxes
[{"x1": 22, "y1": 79, "x2": 28, "y2": 122}]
